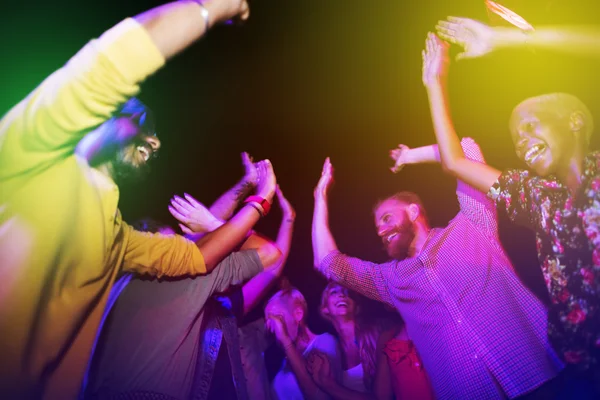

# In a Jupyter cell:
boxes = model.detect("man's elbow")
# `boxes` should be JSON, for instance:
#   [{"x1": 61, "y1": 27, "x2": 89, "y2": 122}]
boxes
[{"x1": 258, "y1": 243, "x2": 282, "y2": 268}]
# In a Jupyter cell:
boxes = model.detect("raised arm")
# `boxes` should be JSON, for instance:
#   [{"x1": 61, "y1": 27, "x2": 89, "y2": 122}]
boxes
[
  {"x1": 312, "y1": 158, "x2": 339, "y2": 266},
  {"x1": 312, "y1": 158, "x2": 393, "y2": 305},
  {"x1": 422, "y1": 33, "x2": 501, "y2": 194},
  {"x1": 0, "y1": 0, "x2": 250, "y2": 177},
  {"x1": 208, "y1": 152, "x2": 258, "y2": 221},
  {"x1": 437, "y1": 17, "x2": 600, "y2": 60},
  {"x1": 240, "y1": 186, "x2": 295, "y2": 314},
  {"x1": 389, "y1": 144, "x2": 439, "y2": 173}
]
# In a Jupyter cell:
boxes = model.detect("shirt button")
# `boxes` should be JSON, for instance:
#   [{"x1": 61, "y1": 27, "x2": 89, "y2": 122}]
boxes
[{"x1": 457, "y1": 319, "x2": 462, "y2": 324}]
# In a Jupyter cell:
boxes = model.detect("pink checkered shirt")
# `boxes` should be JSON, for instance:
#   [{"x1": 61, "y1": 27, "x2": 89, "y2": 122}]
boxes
[{"x1": 318, "y1": 139, "x2": 563, "y2": 399}]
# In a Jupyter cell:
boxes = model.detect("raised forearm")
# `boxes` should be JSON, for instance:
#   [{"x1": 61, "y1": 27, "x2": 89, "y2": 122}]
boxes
[
  {"x1": 405, "y1": 145, "x2": 440, "y2": 164},
  {"x1": 209, "y1": 178, "x2": 255, "y2": 221},
  {"x1": 135, "y1": 0, "x2": 231, "y2": 61},
  {"x1": 196, "y1": 204, "x2": 260, "y2": 271},
  {"x1": 275, "y1": 212, "x2": 295, "y2": 266},
  {"x1": 425, "y1": 83, "x2": 500, "y2": 193},
  {"x1": 494, "y1": 26, "x2": 600, "y2": 57},
  {"x1": 312, "y1": 199, "x2": 338, "y2": 267},
  {"x1": 283, "y1": 345, "x2": 326, "y2": 400},
  {"x1": 425, "y1": 82, "x2": 465, "y2": 171}
]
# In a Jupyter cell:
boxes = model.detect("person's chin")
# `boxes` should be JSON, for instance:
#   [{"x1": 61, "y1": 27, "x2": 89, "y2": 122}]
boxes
[
  {"x1": 112, "y1": 160, "x2": 150, "y2": 185},
  {"x1": 387, "y1": 246, "x2": 408, "y2": 261}
]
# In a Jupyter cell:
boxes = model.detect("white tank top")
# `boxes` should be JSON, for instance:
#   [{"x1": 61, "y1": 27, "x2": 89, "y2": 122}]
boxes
[{"x1": 342, "y1": 363, "x2": 367, "y2": 393}]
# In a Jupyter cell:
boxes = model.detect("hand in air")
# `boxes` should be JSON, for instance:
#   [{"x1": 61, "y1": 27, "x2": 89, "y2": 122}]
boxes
[
  {"x1": 436, "y1": 17, "x2": 495, "y2": 60},
  {"x1": 276, "y1": 185, "x2": 296, "y2": 220},
  {"x1": 205, "y1": 0, "x2": 250, "y2": 24},
  {"x1": 241, "y1": 152, "x2": 258, "y2": 188},
  {"x1": 314, "y1": 158, "x2": 334, "y2": 200},
  {"x1": 168, "y1": 193, "x2": 222, "y2": 234},
  {"x1": 306, "y1": 351, "x2": 334, "y2": 388},
  {"x1": 422, "y1": 32, "x2": 450, "y2": 87},
  {"x1": 390, "y1": 144, "x2": 411, "y2": 173},
  {"x1": 265, "y1": 314, "x2": 291, "y2": 345},
  {"x1": 255, "y1": 160, "x2": 277, "y2": 202}
]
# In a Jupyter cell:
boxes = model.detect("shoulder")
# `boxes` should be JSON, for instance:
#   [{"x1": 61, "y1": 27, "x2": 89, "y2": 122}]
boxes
[{"x1": 311, "y1": 333, "x2": 340, "y2": 354}]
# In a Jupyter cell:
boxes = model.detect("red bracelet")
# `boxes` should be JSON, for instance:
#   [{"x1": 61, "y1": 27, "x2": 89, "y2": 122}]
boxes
[{"x1": 244, "y1": 195, "x2": 271, "y2": 216}]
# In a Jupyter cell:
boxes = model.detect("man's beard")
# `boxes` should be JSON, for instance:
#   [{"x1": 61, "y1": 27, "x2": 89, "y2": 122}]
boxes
[
  {"x1": 110, "y1": 149, "x2": 150, "y2": 186},
  {"x1": 387, "y1": 218, "x2": 415, "y2": 261}
]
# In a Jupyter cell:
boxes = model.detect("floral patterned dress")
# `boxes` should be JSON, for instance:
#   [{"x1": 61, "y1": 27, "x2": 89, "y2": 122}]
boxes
[{"x1": 489, "y1": 152, "x2": 600, "y2": 370}]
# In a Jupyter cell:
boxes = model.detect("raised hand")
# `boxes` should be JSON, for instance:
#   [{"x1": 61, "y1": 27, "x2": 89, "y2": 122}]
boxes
[
  {"x1": 241, "y1": 152, "x2": 258, "y2": 188},
  {"x1": 276, "y1": 185, "x2": 296, "y2": 220},
  {"x1": 169, "y1": 193, "x2": 223, "y2": 234},
  {"x1": 314, "y1": 158, "x2": 334, "y2": 200},
  {"x1": 204, "y1": 0, "x2": 250, "y2": 25},
  {"x1": 390, "y1": 144, "x2": 412, "y2": 173},
  {"x1": 255, "y1": 160, "x2": 277, "y2": 202},
  {"x1": 306, "y1": 352, "x2": 333, "y2": 388},
  {"x1": 265, "y1": 314, "x2": 291, "y2": 346},
  {"x1": 436, "y1": 17, "x2": 495, "y2": 60},
  {"x1": 422, "y1": 32, "x2": 449, "y2": 87}
]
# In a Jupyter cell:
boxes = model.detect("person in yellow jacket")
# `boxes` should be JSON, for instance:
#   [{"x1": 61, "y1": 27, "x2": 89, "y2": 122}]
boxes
[{"x1": 0, "y1": 1, "x2": 275, "y2": 398}]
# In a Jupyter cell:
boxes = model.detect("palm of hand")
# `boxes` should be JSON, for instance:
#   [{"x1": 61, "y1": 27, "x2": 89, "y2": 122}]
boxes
[
  {"x1": 460, "y1": 25, "x2": 493, "y2": 58},
  {"x1": 314, "y1": 158, "x2": 334, "y2": 199},
  {"x1": 256, "y1": 160, "x2": 277, "y2": 199},
  {"x1": 422, "y1": 33, "x2": 449, "y2": 86},
  {"x1": 169, "y1": 194, "x2": 218, "y2": 234},
  {"x1": 390, "y1": 144, "x2": 410, "y2": 173},
  {"x1": 267, "y1": 315, "x2": 289, "y2": 343},
  {"x1": 437, "y1": 18, "x2": 494, "y2": 60},
  {"x1": 276, "y1": 186, "x2": 296, "y2": 219},
  {"x1": 241, "y1": 152, "x2": 258, "y2": 186}
]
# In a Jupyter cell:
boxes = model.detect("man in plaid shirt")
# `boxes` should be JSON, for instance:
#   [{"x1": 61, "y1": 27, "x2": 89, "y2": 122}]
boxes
[{"x1": 311, "y1": 139, "x2": 563, "y2": 399}]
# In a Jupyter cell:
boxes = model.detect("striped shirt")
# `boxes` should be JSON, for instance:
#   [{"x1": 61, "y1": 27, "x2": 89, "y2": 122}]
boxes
[{"x1": 317, "y1": 139, "x2": 563, "y2": 399}]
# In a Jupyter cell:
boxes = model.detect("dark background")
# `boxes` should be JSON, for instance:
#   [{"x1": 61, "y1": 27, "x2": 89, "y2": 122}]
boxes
[{"x1": 2, "y1": 0, "x2": 600, "y2": 334}]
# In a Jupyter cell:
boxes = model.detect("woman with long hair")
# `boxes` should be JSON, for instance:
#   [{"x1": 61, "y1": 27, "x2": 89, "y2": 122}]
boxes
[
  {"x1": 306, "y1": 282, "x2": 379, "y2": 399},
  {"x1": 309, "y1": 282, "x2": 434, "y2": 400}
]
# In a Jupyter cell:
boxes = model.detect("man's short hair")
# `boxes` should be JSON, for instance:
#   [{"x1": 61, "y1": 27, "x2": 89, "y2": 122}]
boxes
[
  {"x1": 373, "y1": 191, "x2": 428, "y2": 220},
  {"x1": 265, "y1": 287, "x2": 308, "y2": 324}
]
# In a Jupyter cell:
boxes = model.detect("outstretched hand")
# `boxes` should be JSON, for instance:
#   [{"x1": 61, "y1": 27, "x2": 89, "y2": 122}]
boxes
[
  {"x1": 436, "y1": 17, "x2": 495, "y2": 60},
  {"x1": 276, "y1": 185, "x2": 296, "y2": 220},
  {"x1": 422, "y1": 32, "x2": 449, "y2": 87},
  {"x1": 265, "y1": 314, "x2": 291, "y2": 345},
  {"x1": 390, "y1": 144, "x2": 411, "y2": 173},
  {"x1": 204, "y1": 0, "x2": 250, "y2": 25},
  {"x1": 314, "y1": 158, "x2": 334, "y2": 200},
  {"x1": 241, "y1": 152, "x2": 258, "y2": 187},
  {"x1": 255, "y1": 159, "x2": 277, "y2": 202},
  {"x1": 169, "y1": 193, "x2": 222, "y2": 234}
]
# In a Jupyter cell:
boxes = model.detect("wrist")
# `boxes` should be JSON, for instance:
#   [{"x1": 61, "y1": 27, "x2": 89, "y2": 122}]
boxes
[
  {"x1": 208, "y1": 218, "x2": 224, "y2": 231},
  {"x1": 424, "y1": 78, "x2": 446, "y2": 91},
  {"x1": 283, "y1": 212, "x2": 296, "y2": 222},
  {"x1": 281, "y1": 338, "x2": 294, "y2": 351},
  {"x1": 492, "y1": 27, "x2": 527, "y2": 48},
  {"x1": 257, "y1": 189, "x2": 275, "y2": 203},
  {"x1": 197, "y1": 0, "x2": 228, "y2": 26},
  {"x1": 245, "y1": 195, "x2": 272, "y2": 217}
]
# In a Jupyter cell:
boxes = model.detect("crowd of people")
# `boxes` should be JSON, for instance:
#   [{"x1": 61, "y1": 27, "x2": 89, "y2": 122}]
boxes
[{"x1": 1, "y1": 0, "x2": 600, "y2": 399}]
